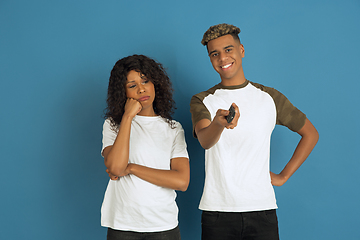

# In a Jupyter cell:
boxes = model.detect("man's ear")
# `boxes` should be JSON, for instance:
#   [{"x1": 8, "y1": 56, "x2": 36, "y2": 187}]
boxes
[{"x1": 239, "y1": 44, "x2": 245, "y2": 57}]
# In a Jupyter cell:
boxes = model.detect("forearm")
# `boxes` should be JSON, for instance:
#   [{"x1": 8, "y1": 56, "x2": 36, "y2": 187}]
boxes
[
  {"x1": 195, "y1": 105, "x2": 240, "y2": 149},
  {"x1": 104, "y1": 115, "x2": 133, "y2": 176},
  {"x1": 196, "y1": 119, "x2": 225, "y2": 149},
  {"x1": 276, "y1": 118, "x2": 319, "y2": 183},
  {"x1": 128, "y1": 162, "x2": 190, "y2": 191},
  {"x1": 280, "y1": 132, "x2": 318, "y2": 179}
]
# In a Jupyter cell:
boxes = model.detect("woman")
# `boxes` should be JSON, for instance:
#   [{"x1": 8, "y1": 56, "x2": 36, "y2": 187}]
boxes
[{"x1": 101, "y1": 54, "x2": 190, "y2": 240}]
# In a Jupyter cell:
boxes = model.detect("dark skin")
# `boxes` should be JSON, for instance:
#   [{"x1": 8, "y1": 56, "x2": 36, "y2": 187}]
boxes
[
  {"x1": 104, "y1": 70, "x2": 190, "y2": 191},
  {"x1": 195, "y1": 34, "x2": 319, "y2": 186}
]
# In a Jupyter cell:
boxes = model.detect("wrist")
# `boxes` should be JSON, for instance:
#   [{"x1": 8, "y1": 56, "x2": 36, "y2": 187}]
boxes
[
  {"x1": 127, "y1": 163, "x2": 134, "y2": 174},
  {"x1": 122, "y1": 113, "x2": 135, "y2": 121},
  {"x1": 212, "y1": 117, "x2": 226, "y2": 129},
  {"x1": 279, "y1": 172, "x2": 290, "y2": 182}
]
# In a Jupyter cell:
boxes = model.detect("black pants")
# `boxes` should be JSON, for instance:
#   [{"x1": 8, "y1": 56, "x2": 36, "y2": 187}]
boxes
[
  {"x1": 107, "y1": 226, "x2": 181, "y2": 240},
  {"x1": 201, "y1": 210, "x2": 279, "y2": 240}
]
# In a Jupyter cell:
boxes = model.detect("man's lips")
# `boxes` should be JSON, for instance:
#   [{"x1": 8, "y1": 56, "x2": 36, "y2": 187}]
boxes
[
  {"x1": 220, "y1": 62, "x2": 233, "y2": 70},
  {"x1": 138, "y1": 96, "x2": 150, "y2": 101}
]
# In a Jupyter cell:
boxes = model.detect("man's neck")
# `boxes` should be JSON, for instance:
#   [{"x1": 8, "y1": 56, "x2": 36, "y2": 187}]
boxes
[{"x1": 220, "y1": 75, "x2": 246, "y2": 86}]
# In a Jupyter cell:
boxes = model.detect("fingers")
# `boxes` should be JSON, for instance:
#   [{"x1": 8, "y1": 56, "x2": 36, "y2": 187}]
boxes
[
  {"x1": 124, "y1": 98, "x2": 143, "y2": 117},
  {"x1": 110, "y1": 176, "x2": 119, "y2": 180},
  {"x1": 106, "y1": 169, "x2": 119, "y2": 181},
  {"x1": 269, "y1": 171, "x2": 286, "y2": 186},
  {"x1": 216, "y1": 109, "x2": 231, "y2": 118},
  {"x1": 216, "y1": 103, "x2": 240, "y2": 129},
  {"x1": 229, "y1": 103, "x2": 240, "y2": 126},
  {"x1": 126, "y1": 98, "x2": 142, "y2": 108}
]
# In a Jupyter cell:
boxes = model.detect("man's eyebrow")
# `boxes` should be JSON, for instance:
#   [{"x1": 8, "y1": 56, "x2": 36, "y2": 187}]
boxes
[
  {"x1": 208, "y1": 49, "x2": 218, "y2": 56},
  {"x1": 208, "y1": 45, "x2": 235, "y2": 56},
  {"x1": 224, "y1": 45, "x2": 234, "y2": 49}
]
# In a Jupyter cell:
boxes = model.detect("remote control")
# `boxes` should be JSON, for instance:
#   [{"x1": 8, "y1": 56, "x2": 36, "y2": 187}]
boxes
[{"x1": 226, "y1": 105, "x2": 235, "y2": 123}]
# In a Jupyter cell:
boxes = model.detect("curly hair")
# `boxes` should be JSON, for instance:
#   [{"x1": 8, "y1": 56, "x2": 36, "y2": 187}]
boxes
[
  {"x1": 104, "y1": 54, "x2": 176, "y2": 129},
  {"x1": 201, "y1": 23, "x2": 241, "y2": 46}
]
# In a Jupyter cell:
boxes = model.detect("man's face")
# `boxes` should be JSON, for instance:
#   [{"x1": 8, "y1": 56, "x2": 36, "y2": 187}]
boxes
[{"x1": 207, "y1": 34, "x2": 245, "y2": 83}]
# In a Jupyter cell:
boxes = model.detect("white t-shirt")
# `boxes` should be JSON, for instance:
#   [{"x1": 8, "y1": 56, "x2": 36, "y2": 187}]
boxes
[
  {"x1": 190, "y1": 80, "x2": 306, "y2": 212},
  {"x1": 101, "y1": 115, "x2": 189, "y2": 232}
]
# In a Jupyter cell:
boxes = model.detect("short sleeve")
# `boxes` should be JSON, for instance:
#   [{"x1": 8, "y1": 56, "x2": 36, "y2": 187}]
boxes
[
  {"x1": 101, "y1": 119, "x2": 118, "y2": 156},
  {"x1": 190, "y1": 95, "x2": 211, "y2": 137},
  {"x1": 264, "y1": 87, "x2": 306, "y2": 132},
  {"x1": 171, "y1": 122, "x2": 189, "y2": 160}
]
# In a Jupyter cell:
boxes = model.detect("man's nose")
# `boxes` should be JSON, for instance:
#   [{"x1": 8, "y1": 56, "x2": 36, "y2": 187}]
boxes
[{"x1": 219, "y1": 52, "x2": 227, "y2": 61}]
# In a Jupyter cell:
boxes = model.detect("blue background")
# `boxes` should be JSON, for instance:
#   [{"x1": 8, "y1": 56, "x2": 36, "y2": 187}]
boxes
[{"x1": 1, "y1": 0, "x2": 359, "y2": 239}]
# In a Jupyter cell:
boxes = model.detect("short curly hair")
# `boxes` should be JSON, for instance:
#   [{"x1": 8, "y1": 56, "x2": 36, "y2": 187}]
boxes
[
  {"x1": 104, "y1": 54, "x2": 175, "y2": 129},
  {"x1": 201, "y1": 23, "x2": 241, "y2": 46}
]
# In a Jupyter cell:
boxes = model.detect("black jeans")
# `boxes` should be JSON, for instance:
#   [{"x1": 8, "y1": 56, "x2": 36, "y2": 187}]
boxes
[
  {"x1": 107, "y1": 226, "x2": 181, "y2": 240},
  {"x1": 201, "y1": 210, "x2": 279, "y2": 240}
]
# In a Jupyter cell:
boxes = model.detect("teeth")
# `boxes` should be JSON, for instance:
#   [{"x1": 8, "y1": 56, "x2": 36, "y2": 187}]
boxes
[{"x1": 221, "y1": 63, "x2": 232, "y2": 69}]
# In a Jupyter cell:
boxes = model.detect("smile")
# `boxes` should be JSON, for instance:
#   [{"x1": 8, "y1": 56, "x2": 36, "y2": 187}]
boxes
[
  {"x1": 220, "y1": 63, "x2": 233, "y2": 69},
  {"x1": 138, "y1": 96, "x2": 150, "y2": 101}
]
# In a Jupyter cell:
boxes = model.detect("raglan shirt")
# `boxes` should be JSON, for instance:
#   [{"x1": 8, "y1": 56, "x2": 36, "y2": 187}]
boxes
[
  {"x1": 190, "y1": 80, "x2": 306, "y2": 212},
  {"x1": 101, "y1": 115, "x2": 189, "y2": 232}
]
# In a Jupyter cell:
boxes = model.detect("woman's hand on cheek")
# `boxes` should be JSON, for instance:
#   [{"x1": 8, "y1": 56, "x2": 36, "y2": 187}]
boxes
[{"x1": 124, "y1": 98, "x2": 143, "y2": 118}]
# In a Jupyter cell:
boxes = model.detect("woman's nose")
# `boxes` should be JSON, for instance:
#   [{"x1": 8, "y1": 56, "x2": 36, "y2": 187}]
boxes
[{"x1": 138, "y1": 84, "x2": 145, "y2": 93}]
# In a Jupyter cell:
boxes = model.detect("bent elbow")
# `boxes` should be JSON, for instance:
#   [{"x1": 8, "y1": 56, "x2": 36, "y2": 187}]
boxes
[
  {"x1": 315, "y1": 128, "x2": 319, "y2": 140},
  {"x1": 108, "y1": 168, "x2": 121, "y2": 177},
  {"x1": 201, "y1": 145, "x2": 211, "y2": 150},
  {"x1": 178, "y1": 184, "x2": 188, "y2": 192},
  {"x1": 104, "y1": 154, "x2": 129, "y2": 177},
  {"x1": 177, "y1": 179, "x2": 190, "y2": 192},
  {"x1": 200, "y1": 142, "x2": 213, "y2": 150},
  {"x1": 311, "y1": 128, "x2": 320, "y2": 146},
  {"x1": 315, "y1": 131, "x2": 319, "y2": 144},
  {"x1": 107, "y1": 162, "x2": 128, "y2": 177}
]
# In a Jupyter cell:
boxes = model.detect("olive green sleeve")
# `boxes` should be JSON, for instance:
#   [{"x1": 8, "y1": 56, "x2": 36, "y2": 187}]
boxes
[
  {"x1": 251, "y1": 82, "x2": 306, "y2": 132},
  {"x1": 189, "y1": 94, "x2": 211, "y2": 138}
]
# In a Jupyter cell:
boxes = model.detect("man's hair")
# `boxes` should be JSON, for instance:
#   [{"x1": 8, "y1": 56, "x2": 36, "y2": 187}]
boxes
[{"x1": 201, "y1": 23, "x2": 241, "y2": 46}]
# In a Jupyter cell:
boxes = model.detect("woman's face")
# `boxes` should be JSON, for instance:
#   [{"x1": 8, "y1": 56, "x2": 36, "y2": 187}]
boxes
[{"x1": 125, "y1": 70, "x2": 156, "y2": 115}]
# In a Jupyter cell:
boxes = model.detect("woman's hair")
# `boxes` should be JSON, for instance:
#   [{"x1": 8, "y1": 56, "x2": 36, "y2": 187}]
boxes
[{"x1": 104, "y1": 54, "x2": 175, "y2": 128}]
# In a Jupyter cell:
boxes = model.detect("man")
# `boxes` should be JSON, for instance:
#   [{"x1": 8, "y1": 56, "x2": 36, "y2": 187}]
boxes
[{"x1": 190, "y1": 23, "x2": 319, "y2": 240}]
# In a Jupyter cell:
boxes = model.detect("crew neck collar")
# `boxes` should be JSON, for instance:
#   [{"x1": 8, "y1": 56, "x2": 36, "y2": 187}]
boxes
[
  {"x1": 218, "y1": 79, "x2": 249, "y2": 89},
  {"x1": 134, "y1": 115, "x2": 161, "y2": 120}
]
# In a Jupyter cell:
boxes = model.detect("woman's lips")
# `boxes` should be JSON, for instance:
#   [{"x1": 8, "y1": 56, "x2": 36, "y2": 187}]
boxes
[{"x1": 138, "y1": 96, "x2": 150, "y2": 101}]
